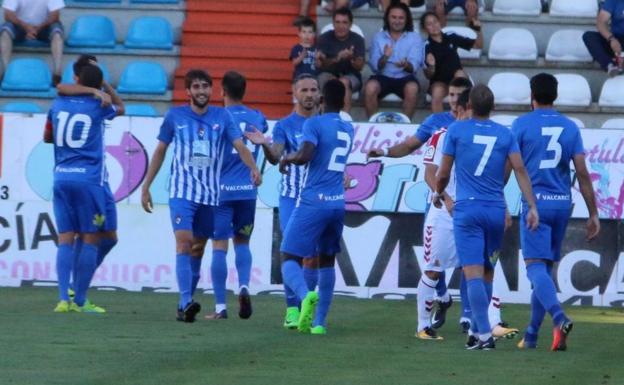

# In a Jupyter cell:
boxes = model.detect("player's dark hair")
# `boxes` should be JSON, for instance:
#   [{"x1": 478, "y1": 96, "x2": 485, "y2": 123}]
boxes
[
  {"x1": 323, "y1": 79, "x2": 345, "y2": 112},
  {"x1": 383, "y1": 2, "x2": 413, "y2": 32},
  {"x1": 221, "y1": 71, "x2": 246, "y2": 101},
  {"x1": 298, "y1": 17, "x2": 316, "y2": 32},
  {"x1": 73, "y1": 54, "x2": 97, "y2": 76},
  {"x1": 469, "y1": 84, "x2": 494, "y2": 117},
  {"x1": 449, "y1": 76, "x2": 473, "y2": 90},
  {"x1": 78, "y1": 64, "x2": 103, "y2": 89},
  {"x1": 292, "y1": 73, "x2": 318, "y2": 86},
  {"x1": 184, "y1": 69, "x2": 212, "y2": 89},
  {"x1": 530, "y1": 72, "x2": 558, "y2": 106},
  {"x1": 419, "y1": 11, "x2": 438, "y2": 30},
  {"x1": 333, "y1": 7, "x2": 353, "y2": 23},
  {"x1": 457, "y1": 88, "x2": 471, "y2": 109}
]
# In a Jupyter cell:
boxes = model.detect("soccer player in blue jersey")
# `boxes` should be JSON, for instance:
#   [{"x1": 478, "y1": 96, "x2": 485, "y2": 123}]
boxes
[
  {"x1": 141, "y1": 69, "x2": 262, "y2": 323},
  {"x1": 246, "y1": 73, "x2": 322, "y2": 328},
  {"x1": 434, "y1": 84, "x2": 539, "y2": 349},
  {"x1": 46, "y1": 64, "x2": 124, "y2": 313},
  {"x1": 55, "y1": 54, "x2": 123, "y2": 313},
  {"x1": 512, "y1": 73, "x2": 600, "y2": 351},
  {"x1": 279, "y1": 79, "x2": 354, "y2": 335},
  {"x1": 207, "y1": 71, "x2": 269, "y2": 320}
]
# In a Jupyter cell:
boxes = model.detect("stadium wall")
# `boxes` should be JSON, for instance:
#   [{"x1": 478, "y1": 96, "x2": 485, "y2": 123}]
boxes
[{"x1": 0, "y1": 113, "x2": 622, "y2": 307}]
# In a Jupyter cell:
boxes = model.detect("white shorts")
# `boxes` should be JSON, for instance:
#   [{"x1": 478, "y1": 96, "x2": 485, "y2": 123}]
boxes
[{"x1": 422, "y1": 222, "x2": 457, "y2": 272}]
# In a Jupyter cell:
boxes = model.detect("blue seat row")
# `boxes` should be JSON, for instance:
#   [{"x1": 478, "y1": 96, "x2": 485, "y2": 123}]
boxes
[{"x1": 0, "y1": 101, "x2": 159, "y2": 116}]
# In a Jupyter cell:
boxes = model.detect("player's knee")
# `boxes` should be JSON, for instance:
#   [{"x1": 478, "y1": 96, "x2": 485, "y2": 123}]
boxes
[
  {"x1": 318, "y1": 254, "x2": 335, "y2": 268},
  {"x1": 212, "y1": 239, "x2": 228, "y2": 251}
]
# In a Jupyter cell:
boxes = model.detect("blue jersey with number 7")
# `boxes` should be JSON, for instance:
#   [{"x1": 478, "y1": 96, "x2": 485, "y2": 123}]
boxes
[
  {"x1": 299, "y1": 112, "x2": 354, "y2": 209},
  {"x1": 48, "y1": 95, "x2": 117, "y2": 185},
  {"x1": 443, "y1": 118, "x2": 519, "y2": 203}
]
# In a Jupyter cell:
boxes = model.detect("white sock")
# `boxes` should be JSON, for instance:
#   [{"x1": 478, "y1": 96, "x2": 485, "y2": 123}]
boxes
[
  {"x1": 479, "y1": 332, "x2": 492, "y2": 342},
  {"x1": 416, "y1": 275, "x2": 438, "y2": 332},
  {"x1": 438, "y1": 290, "x2": 451, "y2": 303},
  {"x1": 488, "y1": 288, "x2": 502, "y2": 326},
  {"x1": 215, "y1": 303, "x2": 227, "y2": 313}
]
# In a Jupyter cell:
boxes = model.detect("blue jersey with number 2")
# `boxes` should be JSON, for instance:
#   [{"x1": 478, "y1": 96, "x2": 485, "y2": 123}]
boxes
[{"x1": 299, "y1": 112, "x2": 354, "y2": 209}]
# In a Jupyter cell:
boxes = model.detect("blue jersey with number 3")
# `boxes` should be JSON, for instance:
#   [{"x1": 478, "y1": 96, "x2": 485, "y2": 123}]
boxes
[
  {"x1": 48, "y1": 95, "x2": 117, "y2": 185},
  {"x1": 511, "y1": 108, "x2": 584, "y2": 210},
  {"x1": 299, "y1": 112, "x2": 354, "y2": 209},
  {"x1": 443, "y1": 118, "x2": 519, "y2": 203}
]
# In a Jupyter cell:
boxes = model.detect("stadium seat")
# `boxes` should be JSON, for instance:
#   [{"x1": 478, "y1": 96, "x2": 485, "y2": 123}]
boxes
[
  {"x1": 124, "y1": 17, "x2": 173, "y2": 50},
  {"x1": 553, "y1": 74, "x2": 591, "y2": 107},
  {"x1": 488, "y1": 28, "x2": 537, "y2": 61},
  {"x1": 382, "y1": 94, "x2": 401, "y2": 102},
  {"x1": 1, "y1": 58, "x2": 51, "y2": 91},
  {"x1": 117, "y1": 61, "x2": 167, "y2": 94},
  {"x1": 130, "y1": 0, "x2": 179, "y2": 3},
  {"x1": 550, "y1": 0, "x2": 598, "y2": 17},
  {"x1": 442, "y1": 26, "x2": 481, "y2": 59},
  {"x1": 492, "y1": 0, "x2": 541, "y2": 15},
  {"x1": 369, "y1": 111, "x2": 411, "y2": 123},
  {"x1": 490, "y1": 114, "x2": 517, "y2": 127},
  {"x1": 569, "y1": 117, "x2": 585, "y2": 128},
  {"x1": 599, "y1": 76, "x2": 624, "y2": 107},
  {"x1": 61, "y1": 61, "x2": 112, "y2": 84},
  {"x1": 488, "y1": 72, "x2": 530, "y2": 105},
  {"x1": 601, "y1": 118, "x2": 624, "y2": 129},
  {"x1": 67, "y1": 15, "x2": 116, "y2": 48},
  {"x1": 125, "y1": 104, "x2": 159, "y2": 117},
  {"x1": 0, "y1": 102, "x2": 42, "y2": 113},
  {"x1": 545, "y1": 30, "x2": 593, "y2": 62},
  {"x1": 339, "y1": 111, "x2": 353, "y2": 122},
  {"x1": 320, "y1": 23, "x2": 365, "y2": 38}
]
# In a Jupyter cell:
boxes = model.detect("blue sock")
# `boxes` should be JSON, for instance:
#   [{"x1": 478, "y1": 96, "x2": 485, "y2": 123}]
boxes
[
  {"x1": 190, "y1": 257, "x2": 202, "y2": 296},
  {"x1": 435, "y1": 271, "x2": 447, "y2": 297},
  {"x1": 466, "y1": 278, "x2": 491, "y2": 338},
  {"x1": 284, "y1": 283, "x2": 300, "y2": 308},
  {"x1": 74, "y1": 243, "x2": 98, "y2": 306},
  {"x1": 97, "y1": 238, "x2": 117, "y2": 267},
  {"x1": 211, "y1": 249, "x2": 228, "y2": 305},
  {"x1": 70, "y1": 238, "x2": 83, "y2": 292},
  {"x1": 281, "y1": 260, "x2": 308, "y2": 301},
  {"x1": 526, "y1": 262, "x2": 567, "y2": 326},
  {"x1": 176, "y1": 253, "x2": 192, "y2": 309},
  {"x1": 234, "y1": 244, "x2": 252, "y2": 288},
  {"x1": 313, "y1": 267, "x2": 335, "y2": 327},
  {"x1": 460, "y1": 272, "x2": 471, "y2": 319},
  {"x1": 303, "y1": 266, "x2": 318, "y2": 291},
  {"x1": 526, "y1": 291, "x2": 545, "y2": 343},
  {"x1": 56, "y1": 244, "x2": 73, "y2": 301}
]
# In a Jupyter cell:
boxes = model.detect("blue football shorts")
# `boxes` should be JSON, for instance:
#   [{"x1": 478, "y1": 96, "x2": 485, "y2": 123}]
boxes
[
  {"x1": 53, "y1": 181, "x2": 107, "y2": 234},
  {"x1": 213, "y1": 199, "x2": 257, "y2": 240},
  {"x1": 102, "y1": 182, "x2": 117, "y2": 232},
  {"x1": 169, "y1": 198, "x2": 214, "y2": 239},
  {"x1": 453, "y1": 200, "x2": 505, "y2": 269},
  {"x1": 520, "y1": 206, "x2": 569, "y2": 262},
  {"x1": 278, "y1": 196, "x2": 297, "y2": 233},
  {"x1": 280, "y1": 204, "x2": 345, "y2": 258}
]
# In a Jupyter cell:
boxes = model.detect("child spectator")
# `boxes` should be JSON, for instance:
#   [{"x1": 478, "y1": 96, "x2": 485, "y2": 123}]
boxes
[{"x1": 290, "y1": 17, "x2": 318, "y2": 80}]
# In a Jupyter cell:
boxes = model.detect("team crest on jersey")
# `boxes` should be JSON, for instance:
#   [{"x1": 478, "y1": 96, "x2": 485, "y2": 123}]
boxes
[
  {"x1": 175, "y1": 215, "x2": 181, "y2": 225},
  {"x1": 92, "y1": 214, "x2": 106, "y2": 227},
  {"x1": 198, "y1": 127, "x2": 205, "y2": 138}
]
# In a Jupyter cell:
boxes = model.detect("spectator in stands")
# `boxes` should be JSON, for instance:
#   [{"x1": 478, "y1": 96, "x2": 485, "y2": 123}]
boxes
[
  {"x1": 290, "y1": 17, "x2": 318, "y2": 80},
  {"x1": 0, "y1": 0, "x2": 65, "y2": 85},
  {"x1": 293, "y1": 0, "x2": 311, "y2": 26},
  {"x1": 582, "y1": 0, "x2": 624, "y2": 77},
  {"x1": 364, "y1": 2, "x2": 422, "y2": 119},
  {"x1": 379, "y1": 0, "x2": 424, "y2": 12},
  {"x1": 316, "y1": 7, "x2": 365, "y2": 113},
  {"x1": 421, "y1": 11, "x2": 482, "y2": 113},
  {"x1": 433, "y1": 0, "x2": 478, "y2": 28},
  {"x1": 322, "y1": 0, "x2": 370, "y2": 14}
]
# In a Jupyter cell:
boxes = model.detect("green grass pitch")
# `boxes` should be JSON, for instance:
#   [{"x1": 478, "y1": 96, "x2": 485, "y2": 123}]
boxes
[{"x1": 0, "y1": 287, "x2": 623, "y2": 385}]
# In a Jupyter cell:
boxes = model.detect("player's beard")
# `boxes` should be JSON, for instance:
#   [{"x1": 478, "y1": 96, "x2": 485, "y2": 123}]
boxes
[
  {"x1": 191, "y1": 94, "x2": 209, "y2": 109},
  {"x1": 300, "y1": 97, "x2": 315, "y2": 111}
]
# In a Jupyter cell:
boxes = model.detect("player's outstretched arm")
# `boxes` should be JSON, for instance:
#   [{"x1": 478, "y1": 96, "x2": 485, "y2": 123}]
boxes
[
  {"x1": 280, "y1": 142, "x2": 315, "y2": 173},
  {"x1": 245, "y1": 128, "x2": 283, "y2": 165},
  {"x1": 101, "y1": 81, "x2": 125, "y2": 116},
  {"x1": 573, "y1": 153, "x2": 600, "y2": 241},
  {"x1": 141, "y1": 141, "x2": 168, "y2": 213},
  {"x1": 367, "y1": 136, "x2": 423, "y2": 159},
  {"x1": 233, "y1": 139, "x2": 262, "y2": 186},
  {"x1": 508, "y1": 152, "x2": 539, "y2": 230}
]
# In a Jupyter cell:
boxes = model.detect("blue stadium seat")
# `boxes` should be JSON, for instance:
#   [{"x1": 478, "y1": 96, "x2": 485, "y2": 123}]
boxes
[
  {"x1": 130, "y1": 0, "x2": 179, "y2": 3},
  {"x1": 125, "y1": 17, "x2": 173, "y2": 50},
  {"x1": 125, "y1": 104, "x2": 159, "y2": 117},
  {"x1": 0, "y1": 102, "x2": 42, "y2": 113},
  {"x1": 71, "y1": 0, "x2": 121, "y2": 2},
  {"x1": 117, "y1": 61, "x2": 167, "y2": 94},
  {"x1": 1, "y1": 58, "x2": 51, "y2": 91},
  {"x1": 61, "y1": 61, "x2": 112, "y2": 84},
  {"x1": 67, "y1": 15, "x2": 116, "y2": 48}
]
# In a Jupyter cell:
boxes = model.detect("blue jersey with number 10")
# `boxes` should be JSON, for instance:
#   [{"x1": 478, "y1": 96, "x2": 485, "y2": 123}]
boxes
[
  {"x1": 511, "y1": 108, "x2": 584, "y2": 210},
  {"x1": 299, "y1": 112, "x2": 354, "y2": 209},
  {"x1": 49, "y1": 95, "x2": 117, "y2": 185},
  {"x1": 443, "y1": 118, "x2": 519, "y2": 204}
]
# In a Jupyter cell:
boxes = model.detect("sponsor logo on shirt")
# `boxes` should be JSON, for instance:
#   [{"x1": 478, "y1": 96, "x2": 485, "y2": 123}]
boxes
[
  {"x1": 55, "y1": 166, "x2": 86, "y2": 173},
  {"x1": 536, "y1": 193, "x2": 570, "y2": 201},
  {"x1": 221, "y1": 184, "x2": 255, "y2": 192},
  {"x1": 317, "y1": 193, "x2": 344, "y2": 202}
]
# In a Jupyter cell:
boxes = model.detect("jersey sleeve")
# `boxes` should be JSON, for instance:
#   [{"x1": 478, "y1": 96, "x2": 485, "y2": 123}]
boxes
[
  {"x1": 224, "y1": 110, "x2": 243, "y2": 143},
  {"x1": 101, "y1": 105, "x2": 118, "y2": 121},
  {"x1": 157, "y1": 111, "x2": 175, "y2": 144},
  {"x1": 508, "y1": 131, "x2": 520, "y2": 155},
  {"x1": 415, "y1": 115, "x2": 436, "y2": 143},
  {"x1": 448, "y1": 32, "x2": 475, "y2": 51},
  {"x1": 573, "y1": 128, "x2": 585, "y2": 156},
  {"x1": 258, "y1": 112, "x2": 269, "y2": 134},
  {"x1": 442, "y1": 126, "x2": 457, "y2": 157},
  {"x1": 272, "y1": 121, "x2": 286, "y2": 145},
  {"x1": 302, "y1": 118, "x2": 319, "y2": 146}
]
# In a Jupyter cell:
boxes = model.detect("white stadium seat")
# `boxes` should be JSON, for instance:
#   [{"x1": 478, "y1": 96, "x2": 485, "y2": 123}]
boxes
[
  {"x1": 488, "y1": 72, "x2": 531, "y2": 105},
  {"x1": 490, "y1": 114, "x2": 518, "y2": 127},
  {"x1": 492, "y1": 0, "x2": 541, "y2": 15},
  {"x1": 369, "y1": 111, "x2": 411, "y2": 123},
  {"x1": 550, "y1": 0, "x2": 598, "y2": 17},
  {"x1": 320, "y1": 23, "x2": 365, "y2": 38},
  {"x1": 554, "y1": 74, "x2": 592, "y2": 107},
  {"x1": 442, "y1": 26, "x2": 481, "y2": 59},
  {"x1": 382, "y1": 94, "x2": 402, "y2": 102},
  {"x1": 449, "y1": 0, "x2": 484, "y2": 14},
  {"x1": 569, "y1": 117, "x2": 586, "y2": 128},
  {"x1": 339, "y1": 111, "x2": 353, "y2": 122},
  {"x1": 599, "y1": 76, "x2": 624, "y2": 107},
  {"x1": 546, "y1": 30, "x2": 593, "y2": 62},
  {"x1": 488, "y1": 28, "x2": 537, "y2": 61},
  {"x1": 601, "y1": 118, "x2": 624, "y2": 129}
]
